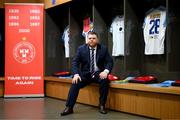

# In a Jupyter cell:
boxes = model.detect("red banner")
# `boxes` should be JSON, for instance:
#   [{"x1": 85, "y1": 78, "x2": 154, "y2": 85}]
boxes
[{"x1": 5, "y1": 3, "x2": 44, "y2": 97}]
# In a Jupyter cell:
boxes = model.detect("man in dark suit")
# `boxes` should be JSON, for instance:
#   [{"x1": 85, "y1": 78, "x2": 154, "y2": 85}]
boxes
[{"x1": 61, "y1": 31, "x2": 113, "y2": 116}]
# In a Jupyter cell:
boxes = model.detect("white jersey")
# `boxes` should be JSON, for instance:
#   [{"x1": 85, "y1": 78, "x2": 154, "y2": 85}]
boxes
[
  {"x1": 110, "y1": 16, "x2": 124, "y2": 56},
  {"x1": 143, "y1": 6, "x2": 166, "y2": 55},
  {"x1": 62, "y1": 26, "x2": 70, "y2": 58}
]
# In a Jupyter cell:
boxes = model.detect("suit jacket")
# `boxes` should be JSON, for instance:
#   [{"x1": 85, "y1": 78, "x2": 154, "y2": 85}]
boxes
[{"x1": 72, "y1": 44, "x2": 113, "y2": 79}]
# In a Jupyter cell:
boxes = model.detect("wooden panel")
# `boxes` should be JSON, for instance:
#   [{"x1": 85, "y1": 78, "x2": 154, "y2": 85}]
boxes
[
  {"x1": 0, "y1": 77, "x2": 4, "y2": 81},
  {"x1": 0, "y1": 83, "x2": 3, "y2": 97},
  {"x1": 136, "y1": 92, "x2": 161, "y2": 118},
  {"x1": 110, "y1": 89, "x2": 161, "y2": 118},
  {"x1": 45, "y1": 81, "x2": 103, "y2": 106},
  {"x1": 0, "y1": 0, "x2": 3, "y2": 8},
  {"x1": 44, "y1": 0, "x2": 71, "y2": 9},
  {"x1": 110, "y1": 87, "x2": 180, "y2": 119},
  {"x1": 45, "y1": 81, "x2": 70, "y2": 100},
  {"x1": 4, "y1": 0, "x2": 43, "y2": 3},
  {"x1": 160, "y1": 94, "x2": 180, "y2": 119},
  {"x1": 46, "y1": 77, "x2": 180, "y2": 96},
  {"x1": 1, "y1": 0, "x2": 44, "y2": 8},
  {"x1": 0, "y1": 77, "x2": 4, "y2": 97},
  {"x1": 45, "y1": 77, "x2": 180, "y2": 119},
  {"x1": 110, "y1": 89, "x2": 137, "y2": 113},
  {"x1": 45, "y1": 76, "x2": 72, "y2": 83},
  {"x1": 110, "y1": 83, "x2": 180, "y2": 95},
  {"x1": 77, "y1": 85, "x2": 99, "y2": 106}
]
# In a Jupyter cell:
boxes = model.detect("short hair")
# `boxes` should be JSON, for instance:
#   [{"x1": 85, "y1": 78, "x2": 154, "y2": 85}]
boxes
[{"x1": 87, "y1": 31, "x2": 99, "y2": 38}]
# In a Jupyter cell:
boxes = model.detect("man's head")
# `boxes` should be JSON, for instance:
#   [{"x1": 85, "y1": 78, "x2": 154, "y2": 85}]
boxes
[{"x1": 87, "y1": 31, "x2": 99, "y2": 48}]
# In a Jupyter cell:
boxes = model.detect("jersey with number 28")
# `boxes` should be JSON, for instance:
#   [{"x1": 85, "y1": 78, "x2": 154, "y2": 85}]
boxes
[{"x1": 143, "y1": 7, "x2": 166, "y2": 55}]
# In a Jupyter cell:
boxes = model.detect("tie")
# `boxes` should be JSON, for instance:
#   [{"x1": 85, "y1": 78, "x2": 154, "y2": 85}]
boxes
[{"x1": 90, "y1": 48, "x2": 95, "y2": 74}]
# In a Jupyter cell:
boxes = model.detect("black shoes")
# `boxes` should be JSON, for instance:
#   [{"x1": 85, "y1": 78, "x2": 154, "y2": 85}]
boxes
[
  {"x1": 61, "y1": 107, "x2": 73, "y2": 116},
  {"x1": 99, "y1": 105, "x2": 107, "y2": 114},
  {"x1": 61, "y1": 105, "x2": 107, "y2": 116}
]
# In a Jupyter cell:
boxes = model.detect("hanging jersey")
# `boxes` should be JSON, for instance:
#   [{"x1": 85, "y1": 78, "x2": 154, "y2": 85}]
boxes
[
  {"x1": 62, "y1": 26, "x2": 70, "y2": 58},
  {"x1": 82, "y1": 17, "x2": 93, "y2": 43},
  {"x1": 143, "y1": 6, "x2": 166, "y2": 55},
  {"x1": 110, "y1": 16, "x2": 124, "y2": 56}
]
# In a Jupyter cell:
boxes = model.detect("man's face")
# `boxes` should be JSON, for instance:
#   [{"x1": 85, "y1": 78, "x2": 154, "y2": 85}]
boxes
[{"x1": 87, "y1": 34, "x2": 98, "y2": 48}]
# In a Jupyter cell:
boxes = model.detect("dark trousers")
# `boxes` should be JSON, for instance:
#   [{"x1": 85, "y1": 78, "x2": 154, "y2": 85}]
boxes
[{"x1": 66, "y1": 73, "x2": 110, "y2": 108}]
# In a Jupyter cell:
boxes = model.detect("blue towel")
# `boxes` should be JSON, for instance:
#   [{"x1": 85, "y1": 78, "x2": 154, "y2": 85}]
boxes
[{"x1": 149, "y1": 80, "x2": 175, "y2": 87}]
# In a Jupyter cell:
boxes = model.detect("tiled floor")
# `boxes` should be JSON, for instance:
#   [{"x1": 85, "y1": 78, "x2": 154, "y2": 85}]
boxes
[{"x1": 0, "y1": 97, "x2": 155, "y2": 120}]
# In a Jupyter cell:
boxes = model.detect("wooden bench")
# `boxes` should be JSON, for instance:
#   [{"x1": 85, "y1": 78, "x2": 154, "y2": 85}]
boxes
[
  {"x1": 45, "y1": 76, "x2": 180, "y2": 119},
  {"x1": 0, "y1": 77, "x2": 4, "y2": 97},
  {"x1": 45, "y1": 76, "x2": 102, "y2": 106},
  {"x1": 1, "y1": 77, "x2": 180, "y2": 119}
]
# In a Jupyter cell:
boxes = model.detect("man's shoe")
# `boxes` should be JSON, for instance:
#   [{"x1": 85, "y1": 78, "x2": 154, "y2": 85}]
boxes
[
  {"x1": 99, "y1": 105, "x2": 107, "y2": 114},
  {"x1": 61, "y1": 107, "x2": 73, "y2": 116}
]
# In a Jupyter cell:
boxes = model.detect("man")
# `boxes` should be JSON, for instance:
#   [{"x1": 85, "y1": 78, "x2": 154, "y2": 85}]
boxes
[{"x1": 61, "y1": 31, "x2": 113, "y2": 116}]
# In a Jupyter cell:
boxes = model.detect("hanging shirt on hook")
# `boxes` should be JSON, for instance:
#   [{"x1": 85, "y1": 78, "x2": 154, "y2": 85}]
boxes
[
  {"x1": 143, "y1": 6, "x2": 167, "y2": 55},
  {"x1": 82, "y1": 17, "x2": 93, "y2": 43},
  {"x1": 110, "y1": 15, "x2": 124, "y2": 56},
  {"x1": 62, "y1": 26, "x2": 70, "y2": 58}
]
